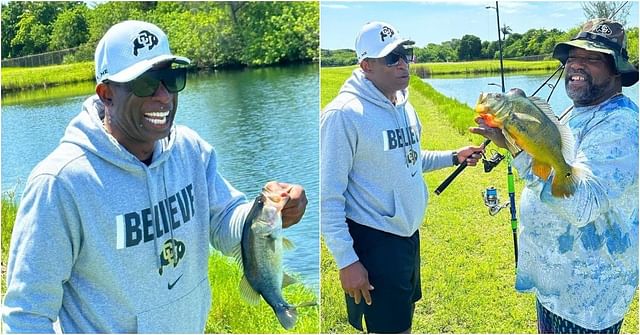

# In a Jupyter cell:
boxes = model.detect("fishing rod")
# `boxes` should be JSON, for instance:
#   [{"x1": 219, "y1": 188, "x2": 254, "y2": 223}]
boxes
[
  {"x1": 530, "y1": 64, "x2": 564, "y2": 102},
  {"x1": 611, "y1": 1, "x2": 629, "y2": 19},
  {"x1": 434, "y1": 139, "x2": 491, "y2": 195},
  {"x1": 491, "y1": 0, "x2": 519, "y2": 269},
  {"x1": 435, "y1": 0, "x2": 505, "y2": 195},
  {"x1": 434, "y1": 1, "x2": 520, "y2": 268}
]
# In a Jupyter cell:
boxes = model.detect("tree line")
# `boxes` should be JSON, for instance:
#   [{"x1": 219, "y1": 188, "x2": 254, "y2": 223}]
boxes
[
  {"x1": 1, "y1": 1, "x2": 319, "y2": 68},
  {"x1": 322, "y1": 25, "x2": 639, "y2": 67}
]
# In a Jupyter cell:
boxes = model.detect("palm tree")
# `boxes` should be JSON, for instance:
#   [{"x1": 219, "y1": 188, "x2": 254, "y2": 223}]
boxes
[{"x1": 501, "y1": 25, "x2": 512, "y2": 37}]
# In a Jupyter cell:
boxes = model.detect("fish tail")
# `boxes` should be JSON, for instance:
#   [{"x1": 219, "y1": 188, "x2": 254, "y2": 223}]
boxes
[
  {"x1": 550, "y1": 163, "x2": 591, "y2": 198},
  {"x1": 276, "y1": 306, "x2": 298, "y2": 330}
]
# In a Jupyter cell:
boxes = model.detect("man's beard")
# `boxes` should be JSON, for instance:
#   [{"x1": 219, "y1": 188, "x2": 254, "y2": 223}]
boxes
[{"x1": 565, "y1": 70, "x2": 607, "y2": 106}]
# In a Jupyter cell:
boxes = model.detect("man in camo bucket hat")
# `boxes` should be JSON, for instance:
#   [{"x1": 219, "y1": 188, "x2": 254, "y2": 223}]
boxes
[
  {"x1": 471, "y1": 17, "x2": 638, "y2": 334},
  {"x1": 553, "y1": 18, "x2": 638, "y2": 87}
]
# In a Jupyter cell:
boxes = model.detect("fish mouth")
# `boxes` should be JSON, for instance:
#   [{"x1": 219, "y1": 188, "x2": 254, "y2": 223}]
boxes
[{"x1": 475, "y1": 93, "x2": 489, "y2": 114}]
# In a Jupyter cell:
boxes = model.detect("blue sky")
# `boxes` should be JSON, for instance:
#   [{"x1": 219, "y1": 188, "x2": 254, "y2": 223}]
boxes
[{"x1": 321, "y1": 1, "x2": 639, "y2": 50}]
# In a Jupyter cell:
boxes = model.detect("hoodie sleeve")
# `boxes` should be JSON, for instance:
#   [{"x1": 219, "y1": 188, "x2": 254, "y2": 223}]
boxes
[
  {"x1": 203, "y1": 145, "x2": 250, "y2": 255},
  {"x1": 421, "y1": 150, "x2": 456, "y2": 172},
  {"x1": 511, "y1": 107, "x2": 638, "y2": 227},
  {"x1": 3, "y1": 174, "x2": 80, "y2": 333},
  {"x1": 320, "y1": 108, "x2": 359, "y2": 269}
]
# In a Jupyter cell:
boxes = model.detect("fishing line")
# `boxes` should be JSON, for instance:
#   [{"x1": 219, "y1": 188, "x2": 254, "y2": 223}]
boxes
[{"x1": 610, "y1": 1, "x2": 629, "y2": 19}]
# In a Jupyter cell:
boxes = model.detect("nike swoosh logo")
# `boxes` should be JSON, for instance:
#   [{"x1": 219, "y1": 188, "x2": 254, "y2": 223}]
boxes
[
  {"x1": 168, "y1": 274, "x2": 183, "y2": 290},
  {"x1": 411, "y1": 171, "x2": 417, "y2": 177}
]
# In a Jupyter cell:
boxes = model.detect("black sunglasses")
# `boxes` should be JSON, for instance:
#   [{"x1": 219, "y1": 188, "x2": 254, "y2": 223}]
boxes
[
  {"x1": 111, "y1": 67, "x2": 187, "y2": 97},
  {"x1": 383, "y1": 48, "x2": 414, "y2": 67}
]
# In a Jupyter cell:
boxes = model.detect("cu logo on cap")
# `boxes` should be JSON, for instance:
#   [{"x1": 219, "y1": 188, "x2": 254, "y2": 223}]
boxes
[
  {"x1": 594, "y1": 24, "x2": 612, "y2": 35},
  {"x1": 133, "y1": 30, "x2": 159, "y2": 56},
  {"x1": 380, "y1": 26, "x2": 395, "y2": 42}
]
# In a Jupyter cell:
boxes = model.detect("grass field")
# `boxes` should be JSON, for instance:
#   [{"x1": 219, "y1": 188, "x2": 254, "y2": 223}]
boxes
[
  {"x1": 412, "y1": 59, "x2": 561, "y2": 77},
  {"x1": 1, "y1": 196, "x2": 319, "y2": 333},
  {"x1": 319, "y1": 66, "x2": 639, "y2": 333},
  {"x1": 1, "y1": 62, "x2": 94, "y2": 92}
]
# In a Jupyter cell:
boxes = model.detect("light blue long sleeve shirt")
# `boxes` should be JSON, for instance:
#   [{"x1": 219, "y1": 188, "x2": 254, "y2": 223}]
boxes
[{"x1": 512, "y1": 94, "x2": 638, "y2": 330}]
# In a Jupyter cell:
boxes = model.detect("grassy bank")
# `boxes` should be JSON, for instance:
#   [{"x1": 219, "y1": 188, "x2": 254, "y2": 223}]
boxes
[
  {"x1": 412, "y1": 59, "x2": 561, "y2": 77},
  {"x1": 1, "y1": 62, "x2": 95, "y2": 92},
  {"x1": 1, "y1": 197, "x2": 318, "y2": 333},
  {"x1": 2, "y1": 59, "x2": 559, "y2": 94},
  {"x1": 320, "y1": 67, "x2": 639, "y2": 333},
  {"x1": 322, "y1": 59, "x2": 560, "y2": 80}
]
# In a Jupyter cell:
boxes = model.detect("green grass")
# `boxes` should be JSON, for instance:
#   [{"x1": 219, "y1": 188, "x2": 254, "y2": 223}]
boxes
[
  {"x1": 321, "y1": 59, "x2": 561, "y2": 81},
  {"x1": 320, "y1": 67, "x2": 639, "y2": 333},
  {"x1": 1, "y1": 62, "x2": 95, "y2": 92},
  {"x1": 1, "y1": 191, "x2": 20, "y2": 297},
  {"x1": 1, "y1": 196, "x2": 318, "y2": 333},
  {"x1": 2, "y1": 81, "x2": 97, "y2": 107},
  {"x1": 412, "y1": 59, "x2": 561, "y2": 77}
]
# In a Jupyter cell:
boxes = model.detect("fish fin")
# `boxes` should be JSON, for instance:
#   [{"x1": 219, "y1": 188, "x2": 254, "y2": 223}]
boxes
[
  {"x1": 230, "y1": 244, "x2": 244, "y2": 269},
  {"x1": 528, "y1": 96, "x2": 555, "y2": 117},
  {"x1": 276, "y1": 306, "x2": 298, "y2": 330},
  {"x1": 282, "y1": 273, "x2": 298, "y2": 288},
  {"x1": 282, "y1": 237, "x2": 295, "y2": 250},
  {"x1": 239, "y1": 275, "x2": 262, "y2": 305},
  {"x1": 501, "y1": 130, "x2": 522, "y2": 155},
  {"x1": 513, "y1": 112, "x2": 542, "y2": 125},
  {"x1": 296, "y1": 301, "x2": 319, "y2": 308},
  {"x1": 531, "y1": 159, "x2": 552, "y2": 180},
  {"x1": 558, "y1": 122, "x2": 576, "y2": 163},
  {"x1": 529, "y1": 96, "x2": 577, "y2": 161},
  {"x1": 550, "y1": 162, "x2": 591, "y2": 198}
]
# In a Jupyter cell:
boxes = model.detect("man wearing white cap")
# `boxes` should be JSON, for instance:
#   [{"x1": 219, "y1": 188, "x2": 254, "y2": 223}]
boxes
[
  {"x1": 321, "y1": 21, "x2": 482, "y2": 333},
  {"x1": 472, "y1": 18, "x2": 638, "y2": 333},
  {"x1": 2, "y1": 20, "x2": 307, "y2": 333}
]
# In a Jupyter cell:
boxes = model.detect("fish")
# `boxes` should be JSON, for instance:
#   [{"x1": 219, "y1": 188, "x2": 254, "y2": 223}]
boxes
[
  {"x1": 475, "y1": 88, "x2": 587, "y2": 197},
  {"x1": 233, "y1": 188, "x2": 315, "y2": 330}
]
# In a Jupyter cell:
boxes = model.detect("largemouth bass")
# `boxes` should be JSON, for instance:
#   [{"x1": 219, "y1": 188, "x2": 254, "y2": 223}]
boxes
[
  {"x1": 234, "y1": 188, "x2": 314, "y2": 330},
  {"x1": 475, "y1": 88, "x2": 587, "y2": 197}
]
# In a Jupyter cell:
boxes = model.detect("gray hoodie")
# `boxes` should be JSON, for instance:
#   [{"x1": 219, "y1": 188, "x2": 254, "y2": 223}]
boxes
[
  {"x1": 321, "y1": 69, "x2": 454, "y2": 269},
  {"x1": 2, "y1": 96, "x2": 251, "y2": 333}
]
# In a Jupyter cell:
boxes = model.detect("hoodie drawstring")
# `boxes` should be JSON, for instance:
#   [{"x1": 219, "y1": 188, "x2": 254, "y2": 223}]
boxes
[
  {"x1": 146, "y1": 171, "x2": 162, "y2": 272},
  {"x1": 162, "y1": 163, "x2": 179, "y2": 266}
]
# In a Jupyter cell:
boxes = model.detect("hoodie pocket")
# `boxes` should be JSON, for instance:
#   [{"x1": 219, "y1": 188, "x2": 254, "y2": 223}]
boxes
[
  {"x1": 136, "y1": 277, "x2": 211, "y2": 333},
  {"x1": 381, "y1": 189, "x2": 425, "y2": 232}
]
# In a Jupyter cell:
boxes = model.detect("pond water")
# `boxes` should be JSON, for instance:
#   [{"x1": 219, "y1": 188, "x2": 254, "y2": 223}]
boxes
[{"x1": 1, "y1": 64, "x2": 320, "y2": 295}]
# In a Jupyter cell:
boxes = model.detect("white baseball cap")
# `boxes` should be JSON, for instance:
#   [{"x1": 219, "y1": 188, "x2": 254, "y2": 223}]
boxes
[
  {"x1": 95, "y1": 20, "x2": 191, "y2": 83},
  {"x1": 355, "y1": 21, "x2": 414, "y2": 63}
]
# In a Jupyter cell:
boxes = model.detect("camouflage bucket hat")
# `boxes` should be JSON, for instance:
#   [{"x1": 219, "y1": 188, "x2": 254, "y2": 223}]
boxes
[{"x1": 553, "y1": 18, "x2": 638, "y2": 87}]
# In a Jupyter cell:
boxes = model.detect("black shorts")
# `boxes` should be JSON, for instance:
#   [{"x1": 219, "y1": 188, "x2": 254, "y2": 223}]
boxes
[{"x1": 345, "y1": 218, "x2": 422, "y2": 333}]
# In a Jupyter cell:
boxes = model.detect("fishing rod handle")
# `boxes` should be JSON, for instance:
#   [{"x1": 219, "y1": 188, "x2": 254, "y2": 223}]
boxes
[
  {"x1": 434, "y1": 161, "x2": 468, "y2": 195},
  {"x1": 434, "y1": 139, "x2": 492, "y2": 195}
]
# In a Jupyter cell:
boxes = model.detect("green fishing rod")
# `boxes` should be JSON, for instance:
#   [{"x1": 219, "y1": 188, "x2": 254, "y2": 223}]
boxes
[
  {"x1": 491, "y1": 0, "x2": 518, "y2": 268},
  {"x1": 506, "y1": 154, "x2": 518, "y2": 268}
]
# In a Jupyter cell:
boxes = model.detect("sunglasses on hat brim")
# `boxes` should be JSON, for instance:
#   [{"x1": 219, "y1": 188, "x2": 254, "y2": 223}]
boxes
[{"x1": 108, "y1": 67, "x2": 187, "y2": 97}]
